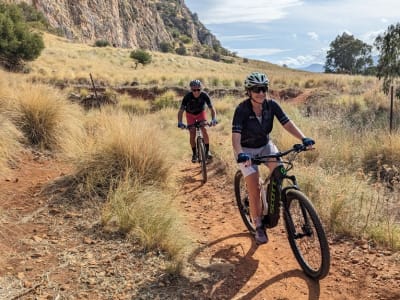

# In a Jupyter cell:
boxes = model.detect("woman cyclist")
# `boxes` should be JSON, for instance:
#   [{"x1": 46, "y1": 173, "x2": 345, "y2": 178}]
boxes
[
  {"x1": 178, "y1": 79, "x2": 217, "y2": 162},
  {"x1": 232, "y1": 72, "x2": 315, "y2": 245}
]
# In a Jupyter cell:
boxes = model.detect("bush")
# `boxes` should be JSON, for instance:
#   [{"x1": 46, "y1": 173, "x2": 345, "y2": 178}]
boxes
[
  {"x1": 94, "y1": 40, "x2": 110, "y2": 47},
  {"x1": 159, "y1": 41, "x2": 174, "y2": 53},
  {"x1": 175, "y1": 46, "x2": 187, "y2": 56},
  {"x1": 130, "y1": 49, "x2": 152, "y2": 68},
  {"x1": 0, "y1": 3, "x2": 45, "y2": 70}
]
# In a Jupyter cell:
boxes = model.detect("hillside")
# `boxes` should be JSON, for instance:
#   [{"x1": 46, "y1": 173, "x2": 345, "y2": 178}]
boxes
[{"x1": 4, "y1": 0, "x2": 229, "y2": 58}]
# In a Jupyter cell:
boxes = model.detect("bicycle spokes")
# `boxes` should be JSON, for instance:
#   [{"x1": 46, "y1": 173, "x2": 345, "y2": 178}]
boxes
[{"x1": 284, "y1": 190, "x2": 330, "y2": 279}]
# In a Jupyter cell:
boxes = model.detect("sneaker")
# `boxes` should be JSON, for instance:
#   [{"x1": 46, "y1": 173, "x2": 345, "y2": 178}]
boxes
[
  {"x1": 255, "y1": 226, "x2": 268, "y2": 245},
  {"x1": 191, "y1": 154, "x2": 198, "y2": 163}
]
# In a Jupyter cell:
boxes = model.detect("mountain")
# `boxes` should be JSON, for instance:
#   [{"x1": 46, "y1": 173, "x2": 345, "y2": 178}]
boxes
[
  {"x1": 298, "y1": 63, "x2": 324, "y2": 73},
  {"x1": 5, "y1": 0, "x2": 229, "y2": 57}
]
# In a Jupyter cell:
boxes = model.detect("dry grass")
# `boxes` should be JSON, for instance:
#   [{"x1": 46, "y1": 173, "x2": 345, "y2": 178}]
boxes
[
  {"x1": 2, "y1": 31, "x2": 399, "y2": 251},
  {"x1": 26, "y1": 32, "x2": 349, "y2": 89},
  {"x1": 102, "y1": 179, "x2": 191, "y2": 273},
  {"x1": 71, "y1": 109, "x2": 171, "y2": 196},
  {"x1": 0, "y1": 115, "x2": 23, "y2": 173}
]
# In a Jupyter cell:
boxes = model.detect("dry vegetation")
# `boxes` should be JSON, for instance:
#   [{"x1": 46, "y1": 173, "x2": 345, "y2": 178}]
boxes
[{"x1": 1, "y1": 31, "x2": 399, "y2": 281}]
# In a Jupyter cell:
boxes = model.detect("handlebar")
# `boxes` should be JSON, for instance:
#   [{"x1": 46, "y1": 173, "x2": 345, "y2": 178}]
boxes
[
  {"x1": 251, "y1": 144, "x2": 308, "y2": 165},
  {"x1": 183, "y1": 120, "x2": 213, "y2": 129}
]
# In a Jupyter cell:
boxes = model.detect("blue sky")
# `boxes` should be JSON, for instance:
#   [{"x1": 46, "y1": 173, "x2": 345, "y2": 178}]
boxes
[{"x1": 185, "y1": 0, "x2": 399, "y2": 68}]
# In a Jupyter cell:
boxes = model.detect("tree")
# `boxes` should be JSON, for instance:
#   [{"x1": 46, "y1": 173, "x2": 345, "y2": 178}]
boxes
[
  {"x1": 324, "y1": 32, "x2": 373, "y2": 74},
  {"x1": 129, "y1": 49, "x2": 152, "y2": 69},
  {"x1": 374, "y1": 23, "x2": 400, "y2": 96},
  {"x1": 0, "y1": 3, "x2": 45, "y2": 70}
]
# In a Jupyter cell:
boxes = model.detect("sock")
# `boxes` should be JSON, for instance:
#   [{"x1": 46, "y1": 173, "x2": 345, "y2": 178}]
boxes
[
  {"x1": 192, "y1": 147, "x2": 196, "y2": 155},
  {"x1": 205, "y1": 144, "x2": 209, "y2": 153},
  {"x1": 255, "y1": 217, "x2": 263, "y2": 228}
]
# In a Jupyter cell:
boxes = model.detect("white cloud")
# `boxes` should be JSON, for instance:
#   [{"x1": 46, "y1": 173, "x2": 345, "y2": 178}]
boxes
[
  {"x1": 234, "y1": 48, "x2": 289, "y2": 57},
  {"x1": 192, "y1": 0, "x2": 303, "y2": 24},
  {"x1": 307, "y1": 32, "x2": 319, "y2": 41},
  {"x1": 219, "y1": 34, "x2": 264, "y2": 42},
  {"x1": 361, "y1": 30, "x2": 384, "y2": 45}
]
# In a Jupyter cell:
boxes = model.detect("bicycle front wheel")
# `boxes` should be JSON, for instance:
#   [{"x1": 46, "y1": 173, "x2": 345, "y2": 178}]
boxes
[
  {"x1": 196, "y1": 136, "x2": 207, "y2": 183},
  {"x1": 234, "y1": 170, "x2": 255, "y2": 234},
  {"x1": 284, "y1": 190, "x2": 330, "y2": 280}
]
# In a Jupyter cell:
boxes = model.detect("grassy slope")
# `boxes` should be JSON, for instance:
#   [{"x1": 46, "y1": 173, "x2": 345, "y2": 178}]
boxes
[{"x1": 2, "y1": 31, "x2": 400, "y2": 251}]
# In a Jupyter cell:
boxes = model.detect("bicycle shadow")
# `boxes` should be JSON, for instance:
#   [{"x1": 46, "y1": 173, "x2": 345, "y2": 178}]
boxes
[{"x1": 187, "y1": 232, "x2": 321, "y2": 300}]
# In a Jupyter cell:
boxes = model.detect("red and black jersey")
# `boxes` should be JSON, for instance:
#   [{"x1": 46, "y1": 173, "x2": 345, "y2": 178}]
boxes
[{"x1": 179, "y1": 91, "x2": 213, "y2": 115}]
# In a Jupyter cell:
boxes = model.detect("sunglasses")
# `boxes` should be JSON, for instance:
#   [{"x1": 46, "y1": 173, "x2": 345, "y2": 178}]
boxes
[
  {"x1": 192, "y1": 88, "x2": 201, "y2": 92},
  {"x1": 250, "y1": 86, "x2": 268, "y2": 93}
]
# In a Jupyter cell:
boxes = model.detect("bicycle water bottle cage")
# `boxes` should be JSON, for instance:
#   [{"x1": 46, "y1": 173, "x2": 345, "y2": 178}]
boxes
[{"x1": 265, "y1": 166, "x2": 285, "y2": 228}]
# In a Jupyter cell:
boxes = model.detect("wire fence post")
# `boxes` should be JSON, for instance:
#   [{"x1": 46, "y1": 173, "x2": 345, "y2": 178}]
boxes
[
  {"x1": 90, "y1": 73, "x2": 98, "y2": 100},
  {"x1": 389, "y1": 85, "x2": 393, "y2": 134}
]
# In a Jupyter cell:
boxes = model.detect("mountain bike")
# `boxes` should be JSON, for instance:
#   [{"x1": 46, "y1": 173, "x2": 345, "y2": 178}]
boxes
[
  {"x1": 186, "y1": 120, "x2": 211, "y2": 184},
  {"x1": 234, "y1": 144, "x2": 330, "y2": 280}
]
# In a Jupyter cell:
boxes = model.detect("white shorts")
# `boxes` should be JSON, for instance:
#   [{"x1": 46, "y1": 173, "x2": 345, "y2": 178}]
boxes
[{"x1": 235, "y1": 141, "x2": 279, "y2": 177}]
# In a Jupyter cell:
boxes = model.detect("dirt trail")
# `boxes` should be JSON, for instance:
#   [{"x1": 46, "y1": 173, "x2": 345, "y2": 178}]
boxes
[{"x1": 0, "y1": 151, "x2": 399, "y2": 299}]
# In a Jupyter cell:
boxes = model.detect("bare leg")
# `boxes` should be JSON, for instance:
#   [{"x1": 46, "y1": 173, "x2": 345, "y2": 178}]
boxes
[
  {"x1": 189, "y1": 128, "x2": 196, "y2": 148},
  {"x1": 201, "y1": 127, "x2": 209, "y2": 144},
  {"x1": 244, "y1": 172, "x2": 262, "y2": 226}
]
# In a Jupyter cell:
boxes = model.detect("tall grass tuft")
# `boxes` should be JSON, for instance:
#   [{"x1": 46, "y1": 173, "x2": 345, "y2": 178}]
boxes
[
  {"x1": 0, "y1": 115, "x2": 23, "y2": 173},
  {"x1": 102, "y1": 179, "x2": 190, "y2": 273},
  {"x1": 73, "y1": 110, "x2": 171, "y2": 197},
  {"x1": 6, "y1": 83, "x2": 85, "y2": 152}
]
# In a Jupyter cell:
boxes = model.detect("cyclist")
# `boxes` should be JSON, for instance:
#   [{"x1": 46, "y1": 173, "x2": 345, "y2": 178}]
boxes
[
  {"x1": 178, "y1": 79, "x2": 217, "y2": 163},
  {"x1": 232, "y1": 71, "x2": 315, "y2": 245}
]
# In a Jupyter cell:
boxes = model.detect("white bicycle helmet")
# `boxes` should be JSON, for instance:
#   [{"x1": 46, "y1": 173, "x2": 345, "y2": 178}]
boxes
[
  {"x1": 189, "y1": 79, "x2": 202, "y2": 88},
  {"x1": 244, "y1": 72, "x2": 269, "y2": 90}
]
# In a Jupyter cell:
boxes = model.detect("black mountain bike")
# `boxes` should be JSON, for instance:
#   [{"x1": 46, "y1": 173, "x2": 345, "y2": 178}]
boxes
[
  {"x1": 234, "y1": 144, "x2": 330, "y2": 280},
  {"x1": 186, "y1": 120, "x2": 211, "y2": 184}
]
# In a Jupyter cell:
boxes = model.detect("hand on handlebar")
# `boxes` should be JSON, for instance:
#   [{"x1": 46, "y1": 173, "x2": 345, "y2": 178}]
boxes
[
  {"x1": 237, "y1": 153, "x2": 251, "y2": 163},
  {"x1": 302, "y1": 137, "x2": 315, "y2": 149},
  {"x1": 177, "y1": 122, "x2": 186, "y2": 129},
  {"x1": 211, "y1": 118, "x2": 218, "y2": 126}
]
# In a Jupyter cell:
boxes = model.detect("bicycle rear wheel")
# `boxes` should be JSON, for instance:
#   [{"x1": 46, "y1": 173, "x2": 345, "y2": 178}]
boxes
[
  {"x1": 234, "y1": 171, "x2": 255, "y2": 234},
  {"x1": 284, "y1": 190, "x2": 330, "y2": 280},
  {"x1": 196, "y1": 136, "x2": 207, "y2": 183}
]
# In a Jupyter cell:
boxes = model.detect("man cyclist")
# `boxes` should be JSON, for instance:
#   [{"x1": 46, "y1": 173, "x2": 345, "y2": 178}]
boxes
[
  {"x1": 178, "y1": 79, "x2": 217, "y2": 163},
  {"x1": 232, "y1": 72, "x2": 315, "y2": 245}
]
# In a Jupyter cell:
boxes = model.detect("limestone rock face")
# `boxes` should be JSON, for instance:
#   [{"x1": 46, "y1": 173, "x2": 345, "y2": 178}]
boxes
[{"x1": 7, "y1": 0, "x2": 219, "y2": 50}]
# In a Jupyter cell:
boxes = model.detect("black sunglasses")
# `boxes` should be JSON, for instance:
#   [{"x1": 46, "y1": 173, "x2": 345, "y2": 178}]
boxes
[
  {"x1": 250, "y1": 86, "x2": 268, "y2": 93},
  {"x1": 192, "y1": 88, "x2": 201, "y2": 92}
]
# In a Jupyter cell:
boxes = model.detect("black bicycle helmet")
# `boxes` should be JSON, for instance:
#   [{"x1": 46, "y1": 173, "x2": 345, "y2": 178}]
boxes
[
  {"x1": 244, "y1": 72, "x2": 269, "y2": 90},
  {"x1": 189, "y1": 79, "x2": 202, "y2": 88}
]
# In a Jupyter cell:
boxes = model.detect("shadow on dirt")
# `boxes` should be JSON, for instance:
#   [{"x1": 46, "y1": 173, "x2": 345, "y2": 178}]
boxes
[{"x1": 134, "y1": 232, "x2": 320, "y2": 299}]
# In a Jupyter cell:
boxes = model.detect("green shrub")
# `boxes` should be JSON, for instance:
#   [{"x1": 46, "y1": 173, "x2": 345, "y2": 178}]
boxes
[
  {"x1": 0, "y1": 3, "x2": 45, "y2": 70},
  {"x1": 179, "y1": 35, "x2": 192, "y2": 44},
  {"x1": 175, "y1": 46, "x2": 187, "y2": 56},
  {"x1": 130, "y1": 49, "x2": 152, "y2": 68},
  {"x1": 94, "y1": 40, "x2": 110, "y2": 47},
  {"x1": 152, "y1": 91, "x2": 180, "y2": 111},
  {"x1": 159, "y1": 41, "x2": 174, "y2": 53}
]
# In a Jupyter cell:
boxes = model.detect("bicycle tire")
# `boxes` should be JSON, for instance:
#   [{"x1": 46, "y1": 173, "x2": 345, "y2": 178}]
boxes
[
  {"x1": 284, "y1": 190, "x2": 330, "y2": 280},
  {"x1": 197, "y1": 136, "x2": 207, "y2": 183},
  {"x1": 234, "y1": 171, "x2": 255, "y2": 234}
]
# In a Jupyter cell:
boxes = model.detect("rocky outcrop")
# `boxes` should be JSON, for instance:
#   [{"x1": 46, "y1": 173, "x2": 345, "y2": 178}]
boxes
[{"x1": 6, "y1": 0, "x2": 222, "y2": 51}]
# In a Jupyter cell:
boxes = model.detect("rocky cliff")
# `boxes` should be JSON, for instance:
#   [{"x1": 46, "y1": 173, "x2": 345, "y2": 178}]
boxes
[{"x1": 5, "y1": 0, "x2": 225, "y2": 53}]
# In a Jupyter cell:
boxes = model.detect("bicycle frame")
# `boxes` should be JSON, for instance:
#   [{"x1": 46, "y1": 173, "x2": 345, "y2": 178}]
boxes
[
  {"x1": 186, "y1": 120, "x2": 210, "y2": 183},
  {"x1": 235, "y1": 143, "x2": 330, "y2": 279},
  {"x1": 253, "y1": 145, "x2": 306, "y2": 228}
]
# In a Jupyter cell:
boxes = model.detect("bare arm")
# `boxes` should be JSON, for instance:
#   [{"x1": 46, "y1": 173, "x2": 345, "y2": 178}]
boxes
[
  {"x1": 210, "y1": 106, "x2": 217, "y2": 120},
  {"x1": 232, "y1": 132, "x2": 243, "y2": 155},
  {"x1": 177, "y1": 109, "x2": 184, "y2": 123},
  {"x1": 283, "y1": 120, "x2": 306, "y2": 141}
]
